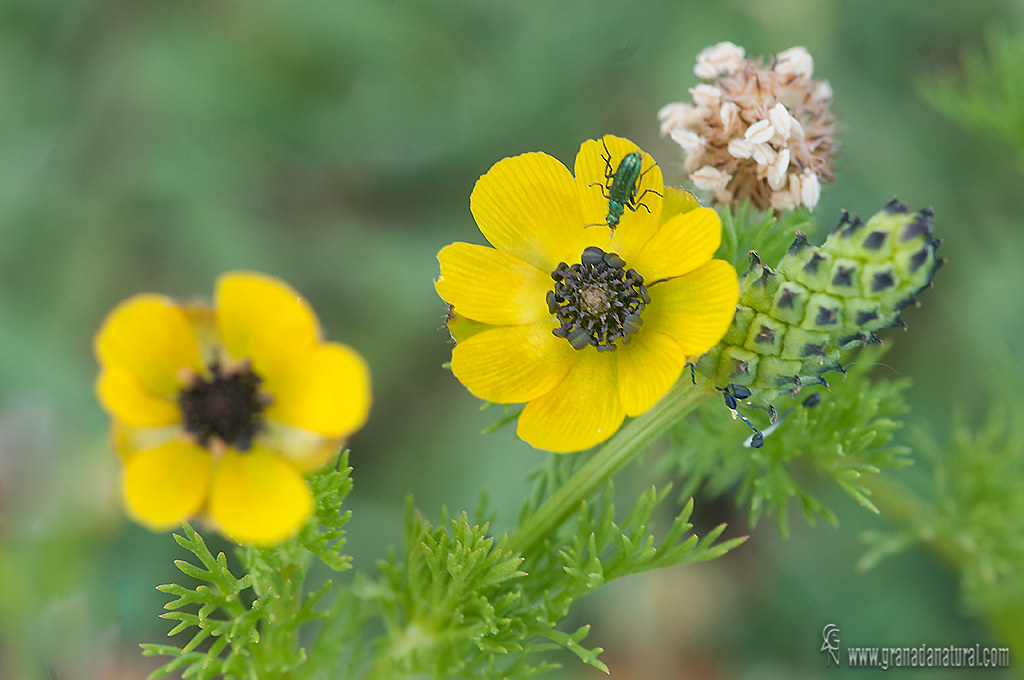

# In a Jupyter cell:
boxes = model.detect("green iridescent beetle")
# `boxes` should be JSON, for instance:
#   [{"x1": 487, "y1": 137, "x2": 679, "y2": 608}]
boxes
[{"x1": 589, "y1": 138, "x2": 662, "y2": 233}]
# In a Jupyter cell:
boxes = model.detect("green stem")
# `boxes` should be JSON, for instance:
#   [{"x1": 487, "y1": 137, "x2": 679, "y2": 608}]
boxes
[{"x1": 509, "y1": 377, "x2": 714, "y2": 555}]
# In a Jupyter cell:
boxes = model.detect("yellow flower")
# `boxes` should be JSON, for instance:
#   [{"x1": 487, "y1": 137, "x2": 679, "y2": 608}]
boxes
[
  {"x1": 436, "y1": 135, "x2": 738, "y2": 453},
  {"x1": 94, "y1": 271, "x2": 371, "y2": 545}
]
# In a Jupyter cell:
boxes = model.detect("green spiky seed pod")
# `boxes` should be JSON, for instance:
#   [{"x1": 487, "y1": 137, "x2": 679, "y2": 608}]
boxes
[{"x1": 696, "y1": 199, "x2": 943, "y2": 409}]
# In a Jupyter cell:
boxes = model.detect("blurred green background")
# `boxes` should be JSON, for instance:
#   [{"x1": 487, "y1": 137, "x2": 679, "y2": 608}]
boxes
[{"x1": 1, "y1": 0, "x2": 1022, "y2": 677}]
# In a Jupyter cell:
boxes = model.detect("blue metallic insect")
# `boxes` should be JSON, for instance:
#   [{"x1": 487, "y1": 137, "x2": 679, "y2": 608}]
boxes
[
  {"x1": 688, "y1": 365, "x2": 764, "y2": 448},
  {"x1": 741, "y1": 392, "x2": 822, "y2": 447},
  {"x1": 589, "y1": 138, "x2": 662, "y2": 233},
  {"x1": 689, "y1": 365, "x2": 822, "y2": 448},
  {"x1": 717, "y1": 384, "x2": 765, "y2": 448}
]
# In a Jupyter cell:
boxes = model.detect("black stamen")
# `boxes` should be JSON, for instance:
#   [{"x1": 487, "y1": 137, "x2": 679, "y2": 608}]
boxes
[
  {"x1": 549, "y1": 247, "x2": 648, "y2": 351},
  {"x1": 178, "y1": 359, "x2": 269, "y2": 451}
]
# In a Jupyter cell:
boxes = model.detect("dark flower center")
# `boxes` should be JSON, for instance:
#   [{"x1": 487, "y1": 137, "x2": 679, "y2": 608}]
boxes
[
  {"x1": 178, "y1": 358, "x2": 269, "y2": 451},
  {"x1": 548, "y1": 246, "x2": 649, "y2": 351}
]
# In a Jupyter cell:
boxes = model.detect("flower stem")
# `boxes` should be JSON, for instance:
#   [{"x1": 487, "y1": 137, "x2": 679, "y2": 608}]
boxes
[{"x1": 509, "y1": 377, "x2": 715, "y2": 555}]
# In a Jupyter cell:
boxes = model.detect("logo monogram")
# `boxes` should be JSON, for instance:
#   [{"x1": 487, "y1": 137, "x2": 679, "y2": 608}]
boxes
[{"x1": 821, "y1": 624, "x2": 841, "y2": 667}]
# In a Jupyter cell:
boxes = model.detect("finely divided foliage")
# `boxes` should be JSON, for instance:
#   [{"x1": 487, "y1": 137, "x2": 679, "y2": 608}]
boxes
[
  {"x1": 143, "y1": 457, "x2": 355, "y2": 679},
  {"x1": 364, "y1": 483, "x2": 742, "y2": 678},
  {"x1": 144, "y1": 454, "x2": 743, "y2": 679},
  {"x1": 669, "y1": 344, "x2": 911, "y2": 535}
]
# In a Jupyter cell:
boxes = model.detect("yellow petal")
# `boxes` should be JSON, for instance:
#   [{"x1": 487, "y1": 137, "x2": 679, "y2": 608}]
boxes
[
  {"x1": 208, "y1": 447, "x2": 313, "y2": 545},
  {"x1": 617, "y1": 330, "x2": 688, "y2": 417},
  {"x1": 94, "y1": 295, "x2": 202, "y2": 398},
  {"x1": 451, "y1": 321, "x2": 577, "y2": 403},
  {"x1": 262, "y1": 421, "x2": 343, "y2": 473},
  {"x1": 96, "y1": 363, "x2": 181, "y2": 427},
  {"x1": 266, "y1": 341, "x2": 372, "y2": 439},
  {"x1": 182, "y1": 302, "x2": 221, "y2": 366},
  {"x1": 435, "y1": 242, "x2": 552, "y2": 325},
  {"x1": 215, "y1": 272, "x2": 320, "y2": 384},
  {"x1": 516, "y1": 350, "x2": 625, "y2": 452},
  {"x1": 631, "y1": 207, "x2": 722, "y2": 282},
  {"x1": 660, "y1": 187, "x2": 701, "y2": 223},
  {"x1": 471, "y1": 152, "x2": 589, "y2": 272},
  {"x1": 575, "y1": 135, "x2": 664, "y2": 260},
  {"x1": 444, "y1": 306, "x2": 491, "y2": 344},
  {"x1": 643, "y1": 260, "x2": 739, "y2": 356},
  {"x1": 111, "y1": 422, "x2": 180, "y2": 462},
  {"x1": 122, "y1": 439, "x2": 211, "y2": 530}
]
